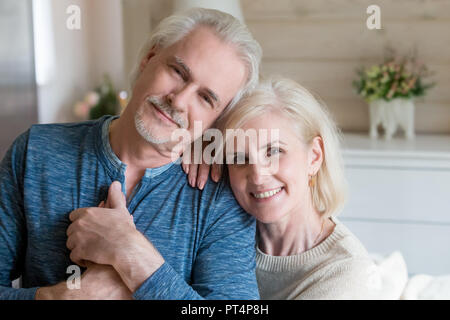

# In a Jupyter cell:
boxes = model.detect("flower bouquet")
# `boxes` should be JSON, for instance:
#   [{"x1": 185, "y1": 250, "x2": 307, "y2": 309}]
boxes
[
  {"x1": 353, "y1": 50, "x2": 434, "y2": 139},
  {"x1": 73, "y1": 74, "x2": 128, "y2": 120}
]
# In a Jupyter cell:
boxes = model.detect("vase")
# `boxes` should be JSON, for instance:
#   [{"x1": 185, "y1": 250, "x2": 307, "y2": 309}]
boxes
[{"x1": 368, "y1": 98, "x2": 415, "y2": 140}]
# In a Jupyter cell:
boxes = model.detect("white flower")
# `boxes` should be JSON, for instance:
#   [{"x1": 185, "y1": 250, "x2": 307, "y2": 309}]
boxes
[{"x1": 84, "y1": 91, "x2": 100, "y2": 107}]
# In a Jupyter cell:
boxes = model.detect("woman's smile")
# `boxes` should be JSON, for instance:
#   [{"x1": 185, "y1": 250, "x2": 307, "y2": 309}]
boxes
[{"x1": 250, "y1": 186, "x2": 284, "y2": 201}]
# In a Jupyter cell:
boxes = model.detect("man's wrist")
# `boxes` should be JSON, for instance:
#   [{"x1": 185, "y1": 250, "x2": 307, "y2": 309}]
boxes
[
  {"x1": 113, "y1": 230, "x2": 165, "y2": 293},
  {"x1": 35, "y1": 282, "x2": 73, "y2": 300}
]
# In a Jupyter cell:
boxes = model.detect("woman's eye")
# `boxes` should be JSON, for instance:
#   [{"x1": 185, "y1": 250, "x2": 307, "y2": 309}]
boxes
[{"x1": 267, "y1": 147, "x2": 281, "y2": 157}]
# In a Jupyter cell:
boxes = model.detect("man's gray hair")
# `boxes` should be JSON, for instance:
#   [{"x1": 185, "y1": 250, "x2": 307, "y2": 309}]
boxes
[{"x1": 129, "y1": 7, "x2": 262, "y2": 121}]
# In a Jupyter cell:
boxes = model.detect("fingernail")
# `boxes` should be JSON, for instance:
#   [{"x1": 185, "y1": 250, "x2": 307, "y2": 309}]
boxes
[
  {"x1": 113, "y1": 181, "x2": 121, "y2": 190},
  {"x1": 198, "y1": 180, "x2": 205, "y2": 190}
]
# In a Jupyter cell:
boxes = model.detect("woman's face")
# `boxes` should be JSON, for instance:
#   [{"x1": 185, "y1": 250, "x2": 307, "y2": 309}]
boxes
[{"x1": 227, "y1": 111, "x2": 322, "y2": 224}]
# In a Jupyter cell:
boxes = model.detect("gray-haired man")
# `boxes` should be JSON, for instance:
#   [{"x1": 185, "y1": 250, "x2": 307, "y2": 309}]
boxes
[{"x1": 0, "y1": 8, "x2": 262, "y2": 299}]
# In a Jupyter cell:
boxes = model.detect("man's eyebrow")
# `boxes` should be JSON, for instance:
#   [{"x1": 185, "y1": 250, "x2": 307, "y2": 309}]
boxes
[
  {"x1": 174, "y1": 55, "x2": 221, "y2": 107},
  {"x1": 205, "y1": 88, "x2": 220, "y2": 105},
  {"x1": 174, "y1": 56, "x2": 192, "y2": 78}
]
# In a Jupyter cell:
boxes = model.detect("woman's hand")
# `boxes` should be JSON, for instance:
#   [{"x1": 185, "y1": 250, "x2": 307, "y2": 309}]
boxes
[{"x1": 181, "y1": 147, "x2": 223, "y2": 190}]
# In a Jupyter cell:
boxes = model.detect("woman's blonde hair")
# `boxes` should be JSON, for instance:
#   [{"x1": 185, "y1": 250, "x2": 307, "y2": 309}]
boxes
[{"x1": 219, "y1": 76, "x2": 348, "y2": 217}]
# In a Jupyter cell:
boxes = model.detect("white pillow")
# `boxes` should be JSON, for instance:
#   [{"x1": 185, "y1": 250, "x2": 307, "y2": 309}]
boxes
[
  {"x1": 370, "y1": 251, "x2": 409, "y2": 300},
  {"x1": 401, "y1": 274, "x2": 450, "y2": 300}
]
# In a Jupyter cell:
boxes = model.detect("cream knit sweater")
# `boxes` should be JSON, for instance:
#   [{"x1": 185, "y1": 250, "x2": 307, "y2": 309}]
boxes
[{"x1": 256, "y1": 217, "x2": 383, "y2": 300}]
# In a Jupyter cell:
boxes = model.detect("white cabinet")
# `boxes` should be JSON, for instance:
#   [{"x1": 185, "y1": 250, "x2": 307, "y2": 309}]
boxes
[{"x1": 340, "y1": 133, "x2": 450, "y2": 276}]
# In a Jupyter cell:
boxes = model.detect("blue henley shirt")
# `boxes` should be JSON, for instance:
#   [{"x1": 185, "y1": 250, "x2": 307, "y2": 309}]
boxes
[{"x1": 0, "y1": 115, "x2": 259, "y2": 300}]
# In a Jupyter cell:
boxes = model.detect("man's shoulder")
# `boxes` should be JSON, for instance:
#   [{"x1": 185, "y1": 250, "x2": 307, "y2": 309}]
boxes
[
  {"x1": 26, "y1": 117, "x2": 108, "y2": 154},
  {"x1": 201, "y1": 175, "x2": 253, "y2": 224},
  {"x1": 200, "y1": 175, "x2": 239, "y2": 207},
  {"x1": 28, "y1": 118, "x2": 101, "y2": 143}
]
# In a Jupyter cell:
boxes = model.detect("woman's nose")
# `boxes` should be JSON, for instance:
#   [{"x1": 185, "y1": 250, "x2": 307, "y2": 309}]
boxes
[{"x1": 248, "y1": 164, "x2": 267, "y2": 185}]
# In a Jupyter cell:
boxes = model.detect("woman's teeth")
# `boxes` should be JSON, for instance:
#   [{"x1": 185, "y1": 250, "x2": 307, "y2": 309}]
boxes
[{"x1": 252, "y1": 187, "x2": 282, "y2": 199}]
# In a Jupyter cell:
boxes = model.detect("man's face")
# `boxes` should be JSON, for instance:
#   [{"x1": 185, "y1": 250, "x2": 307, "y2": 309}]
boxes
[{"x1": 129, "y1": 26, "x2": 248, "y2": 148}]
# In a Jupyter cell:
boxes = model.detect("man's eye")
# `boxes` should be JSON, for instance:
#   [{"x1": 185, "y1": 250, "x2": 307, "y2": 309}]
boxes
[
  {"x1": 171, "y1": 66, "x2": 183, "y2": 78},
  {"x1": 201, "y1": 94, "x2": 213, "y2": 107}
]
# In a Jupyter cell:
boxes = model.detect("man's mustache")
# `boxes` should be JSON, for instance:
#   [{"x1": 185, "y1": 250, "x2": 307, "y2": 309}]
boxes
[{"x1": 146, "y1": 96, "x2": 187, "y2": 129}]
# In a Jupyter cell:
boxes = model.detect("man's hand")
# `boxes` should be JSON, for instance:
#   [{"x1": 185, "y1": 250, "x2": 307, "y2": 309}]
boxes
[
  {"x1": 66, "y1": 181, "x2": 165, "y2": 292},
  {"x1": 66, "y1": 181, "x2": 136, "y2": 267},
  {"x1": 36, "y1": 263, "x2": 132, "y2": 300}
]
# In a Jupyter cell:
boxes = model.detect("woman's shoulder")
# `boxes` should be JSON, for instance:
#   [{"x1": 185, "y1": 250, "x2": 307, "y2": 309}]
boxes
[
  {"x1": 324, "y1": 216, "x2": 372, "y2": 261},
  {"x1": 295, "y1": 217, "x2": 384, "y2": 299}
]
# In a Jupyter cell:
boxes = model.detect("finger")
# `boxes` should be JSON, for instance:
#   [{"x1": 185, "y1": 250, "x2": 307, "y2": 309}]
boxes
[
  {"x1": 181, "y1": 152, "x2": 191, "y2": 175},
  {"x1": 69, "y1": 208, "x2": 84, "y2": 222},
  {"x1": 197, "y1": 163, "x2": 211, "y2": 190},
  {"x1": 181, "y1": 163, "x2": 189, "y2": 175},
  {"x1": 66, "y1": 221, "x2": 76, "y2": 237},
  {"x1": 70, "y1": 249, "x2": 84, "y2": 267},
  {"x1": 211, "y1": 163, "x2": 223, "y2": 183},
  {"x1": 66, "y1": 234, "x2": 76, "y2": 250},
  {"x1": 106, "y1": 181, "x2": 126, "y2": 209},
  {"x1": 188, "y1": 163, "x2": 198, "y2": 187}
]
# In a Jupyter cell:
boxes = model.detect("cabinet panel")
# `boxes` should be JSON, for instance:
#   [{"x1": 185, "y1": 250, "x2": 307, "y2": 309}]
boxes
[
  {"x1": 339, "y1": 219, "x2": 450, "y2": 276},
  {"x1": 342, "y1": 167, "x2": 450, "y2": 224}
]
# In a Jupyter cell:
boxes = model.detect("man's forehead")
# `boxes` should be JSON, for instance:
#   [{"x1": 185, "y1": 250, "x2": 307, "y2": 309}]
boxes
[{"x1": 165, "y1": 28, "x2": 247, "y2": 108}]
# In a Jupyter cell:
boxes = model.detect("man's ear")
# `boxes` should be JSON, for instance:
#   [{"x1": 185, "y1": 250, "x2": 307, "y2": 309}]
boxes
[
  {"x1": 308, "y1": 136, "x2": 324, "y2": 176},
  {"x1": 139, "y1": 45, "x2": 158, "y2": 73}
]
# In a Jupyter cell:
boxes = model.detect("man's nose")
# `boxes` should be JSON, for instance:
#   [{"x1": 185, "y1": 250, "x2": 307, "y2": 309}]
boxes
[{"x1": 166, "y1": 84, "x2": 196, "y2": 112}]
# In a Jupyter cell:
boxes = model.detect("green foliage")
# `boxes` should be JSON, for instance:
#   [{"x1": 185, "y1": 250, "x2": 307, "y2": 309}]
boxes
[
  {"x1": 353, "y1": 53, "x2": 435, "y2": 103},
  {"x1": 89, "y1": 74, "x2": 120, "y2": 120}
]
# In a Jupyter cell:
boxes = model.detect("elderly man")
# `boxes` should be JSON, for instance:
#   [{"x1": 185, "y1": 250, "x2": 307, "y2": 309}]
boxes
[{"x1": 0, "y1": 8, "x2": 262, "y2": 300}]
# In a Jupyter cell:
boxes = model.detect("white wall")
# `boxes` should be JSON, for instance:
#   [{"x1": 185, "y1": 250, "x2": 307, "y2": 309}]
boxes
[
  {"x1": 35, "y1": 0, "x2": 126, "y2": 124},
  {"x1": 241, "y1": 0, "x2": 450, "y2": 134}
]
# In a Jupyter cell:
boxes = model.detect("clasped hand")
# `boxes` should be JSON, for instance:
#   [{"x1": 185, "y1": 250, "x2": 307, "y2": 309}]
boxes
[{"x1": 66, "y1": 181, "x2": 136, "y2": 267}]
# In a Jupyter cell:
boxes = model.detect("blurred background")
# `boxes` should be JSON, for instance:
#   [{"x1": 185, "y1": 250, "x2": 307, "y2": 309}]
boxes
[{"x1": 1, "y1": 0, "x2": 449, "y2": 285}]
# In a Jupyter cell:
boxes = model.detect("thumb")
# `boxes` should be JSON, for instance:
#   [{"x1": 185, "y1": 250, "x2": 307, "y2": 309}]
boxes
[{"x1": 106, "y1": 181, "x2": 126, "y2": 209}]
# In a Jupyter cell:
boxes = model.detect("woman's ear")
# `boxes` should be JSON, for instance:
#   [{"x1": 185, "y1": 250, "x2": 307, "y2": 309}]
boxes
[
  {"x1": 308, "y1": 136, "x2": 324, "y2": 176},
  {"x1": 139, "y1": 45, "x2": 158, "y2": 73}
]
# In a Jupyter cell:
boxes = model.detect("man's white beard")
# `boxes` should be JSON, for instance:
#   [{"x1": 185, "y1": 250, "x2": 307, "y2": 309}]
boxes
[{"x1": 134, "y1": 108, "x2": 171, "y2": 145}]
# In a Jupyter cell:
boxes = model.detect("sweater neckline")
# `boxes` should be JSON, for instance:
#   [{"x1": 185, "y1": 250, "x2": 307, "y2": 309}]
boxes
[{"x1": 255, "y1": 216, "x2": 345, "y2": 272}]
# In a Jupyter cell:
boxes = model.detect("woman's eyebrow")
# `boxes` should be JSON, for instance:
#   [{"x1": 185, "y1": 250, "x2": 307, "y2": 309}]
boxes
[{"x1": 259, "y1": 140, "x2": 286, "y2": 150}]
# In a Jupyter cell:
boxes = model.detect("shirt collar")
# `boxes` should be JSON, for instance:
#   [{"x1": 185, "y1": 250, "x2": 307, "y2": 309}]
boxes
[{"x1": 98, "y1": 115, "x2": 181, "y2": 179}]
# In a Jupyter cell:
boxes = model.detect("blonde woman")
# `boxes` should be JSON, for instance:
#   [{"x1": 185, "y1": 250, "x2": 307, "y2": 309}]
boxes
[{"x1": 184, "y1": 77, "x2": 382, "y2": 299}]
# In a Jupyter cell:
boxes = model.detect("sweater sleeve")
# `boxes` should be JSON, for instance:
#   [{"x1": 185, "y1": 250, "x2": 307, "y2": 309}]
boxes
[
  {"x1": 0, "y1": 131, "x2": 39, "y2": 300},
  {"x1": 133, "y1": 183, "x2": 259, "y2": 300},
  {"x1": 294, "y1": 258, "x2": 383, "y2": 300}
]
